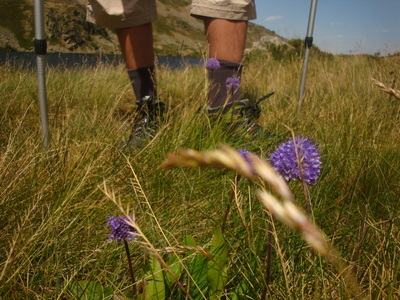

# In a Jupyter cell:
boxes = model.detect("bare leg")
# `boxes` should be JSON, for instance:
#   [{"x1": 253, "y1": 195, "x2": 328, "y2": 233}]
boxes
[
  {"x1": 117, "y1": 23, "x2": 163, "y2": 148},
  {"x1": 204, "y1": 18, "x2": 248, "y2": 63},
  {"x1": 116, "y1": 23, "x2": 157, "y2": 100},
  {"x1": 116, "y1": 23, "x2": 154, "y2": 69}
]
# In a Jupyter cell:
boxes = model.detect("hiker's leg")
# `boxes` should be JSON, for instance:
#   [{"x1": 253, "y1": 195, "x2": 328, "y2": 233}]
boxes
[
  {"x1": 116, "y1": 23, "x2": 154, "y2": 70},
  {"x1": 204, "y1": 18, "x2": 247, "y2": 109},
  {"x1": 86, "y1": 0, "x2": 157, "y2": 100},
  {"x1": 205, "y1": 18, "x2": 248, "y2": 63},
  {"x1": 117, "y1": 24, "x2": 156, "y2": 99},
  {"x1": 190, "y1": 0, "x2": 256, "y2": 110}
]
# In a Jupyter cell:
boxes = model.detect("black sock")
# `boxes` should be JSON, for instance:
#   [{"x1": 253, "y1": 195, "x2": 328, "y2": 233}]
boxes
[
  {"x1": 127, "y1": 66, "x2": 156, "y2": 102},
  {"x1": 208, "y1": 59, "x2": 243, "y2": 111}
]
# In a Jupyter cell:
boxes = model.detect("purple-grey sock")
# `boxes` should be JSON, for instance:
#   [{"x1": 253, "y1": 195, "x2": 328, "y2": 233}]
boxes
[{"x1": 208, "y1": 59, "x2": 243, "y2": 111}]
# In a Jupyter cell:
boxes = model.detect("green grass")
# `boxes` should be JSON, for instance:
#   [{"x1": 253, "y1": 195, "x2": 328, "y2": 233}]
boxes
[{"x1": 0, "y1": 52, "x2": 399, "y2": 299}]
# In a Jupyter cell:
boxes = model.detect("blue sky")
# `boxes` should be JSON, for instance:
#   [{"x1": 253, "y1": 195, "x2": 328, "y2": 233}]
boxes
[{"x1": 253, "y1": 0, "x2": 400, "y2": 55}]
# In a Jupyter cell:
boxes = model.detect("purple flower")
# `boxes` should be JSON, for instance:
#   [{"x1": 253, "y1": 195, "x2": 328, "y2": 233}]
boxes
[
  {"x1": 238, "y1": 149, "x2": 256, "y2": 175},
  {"x1": 225, "y1": 77, "x2": 240, "y2": 90},
  {"x1": 269, "y1": 136, "x2": 322, "y2": 186},
  {"x1": 107, "y1": 216, "x2": 136, "y2": 241},
  {"x1": 205, "y1": 58, "x2": 220, "y2": 70}
]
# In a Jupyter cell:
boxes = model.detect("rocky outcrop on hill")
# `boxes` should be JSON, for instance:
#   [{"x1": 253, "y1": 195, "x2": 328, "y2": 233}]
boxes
[
  {"x1": 44, "y1": 3, "x2": 118, "y2": 53},
  {"x1": 0, "y1": 28, "x2": 20, "y2": 52}
]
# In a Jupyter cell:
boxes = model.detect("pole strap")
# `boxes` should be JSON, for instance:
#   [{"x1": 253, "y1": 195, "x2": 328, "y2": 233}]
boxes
[
  {"x1": 304, "y1": 36, "x2": 313, "y2": 49},
  {"x1": 34, "y1": 39, "x2": 47, "y2": 55}
]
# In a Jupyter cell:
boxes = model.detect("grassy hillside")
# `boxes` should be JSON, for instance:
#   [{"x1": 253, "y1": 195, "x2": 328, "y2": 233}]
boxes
[
  {"x1": 1, "y1": 49, "x2": 399, "y2": 298},
  {"x1": 0, "y1": 0, "x2": 283, "y2": 56}
]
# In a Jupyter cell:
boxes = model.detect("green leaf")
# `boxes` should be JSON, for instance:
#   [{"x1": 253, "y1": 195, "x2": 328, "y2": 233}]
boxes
[
  {"x1": 186, "y1": 235, "x2": 209, "y2": 299},
  {"x1": 185, "y1": 235, "x2": 197, "y2": 249},
  {"x1": 207, "y1": 228, "x2": 229, "y2": 299},
  {"x1": 68, "y1": 281, "x2": 114, "y2": 300},
  {"x1": 164, "y1": 253, "x2": 184, "y2": 287},
  {"x1": 231, "y1": 281, "x2": 250, "y2": 300},
  {"x1": 142, "y1": 255, "x2": 166, "y2": 300}
]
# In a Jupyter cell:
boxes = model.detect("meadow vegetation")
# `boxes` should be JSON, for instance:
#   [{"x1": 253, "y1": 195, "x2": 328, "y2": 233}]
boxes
[{"x1": 0, "y1": 49, "x2": 399, "y2": 299}]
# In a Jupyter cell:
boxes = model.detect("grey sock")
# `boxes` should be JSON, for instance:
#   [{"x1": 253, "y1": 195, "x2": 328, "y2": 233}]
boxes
[
  {"x1": 208, "y1": 59, "x2": 243, "y2": 111},
  {"x1": 127, "y1": 66, "x2": 156, "y2": 101}
]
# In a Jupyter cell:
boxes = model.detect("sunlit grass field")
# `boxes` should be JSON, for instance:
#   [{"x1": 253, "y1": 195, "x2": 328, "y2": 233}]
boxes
[{"x1": 0, "y1": 51, "x2": 399, "y2": 299}]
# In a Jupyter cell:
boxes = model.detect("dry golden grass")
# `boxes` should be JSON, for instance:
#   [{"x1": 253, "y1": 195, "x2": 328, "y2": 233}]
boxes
[{"x1": 0, "y1": 52, "x2": 399, "y2": 299}]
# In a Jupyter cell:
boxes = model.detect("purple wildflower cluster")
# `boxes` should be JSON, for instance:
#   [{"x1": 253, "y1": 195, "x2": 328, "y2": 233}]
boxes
[
  {"x1": 238, "y1": 149, "x2": 253, "y2": 171},
  {"x1": 269, "y1": 136, "x2": 322, "y2": 186},
  {"x1": 238, "y1": 149, "x2": 256, "y2": 175},
  {"x1": 107, "y1": 216, "x2": 136, "y2": 241},
  {"x1": 238, "y1": 149, "x2": 251, "y2": 163},
  {"x1": 225, "y1": 77, "x2": 240, "y2": 90},
  {"x1": 205, "y1": 57, "x2": 220, "y2": 70}
]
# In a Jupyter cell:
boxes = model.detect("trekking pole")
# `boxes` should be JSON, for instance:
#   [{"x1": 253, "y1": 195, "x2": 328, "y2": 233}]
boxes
[
  {"x1": 34, "y1": 0, "x2": 49, "y2": 148},
  {"x1": 297, "y1": 0, "x2": 318, "y2": 114}
]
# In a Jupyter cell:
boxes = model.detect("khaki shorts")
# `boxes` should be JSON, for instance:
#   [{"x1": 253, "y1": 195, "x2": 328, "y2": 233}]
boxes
[
  {"x1": 191, "y1": 0, "x2": 256, "y2": 21},
  {"x1": 87, "y1": 0, "x2": 256, "y2": 29},
  {"x1": 86, "y1": 0, "x2": 157, "y2": 28}
]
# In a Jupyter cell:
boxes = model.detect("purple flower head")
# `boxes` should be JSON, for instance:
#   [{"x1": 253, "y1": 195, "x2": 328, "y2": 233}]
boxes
[
  {"x1": 205, "y1": 58, "x2": 220, "y2": 70},
  {"x1": 238, "y1": 149, "x2": 256, "y2": 175},
  {"x1": 269, "y1": 136, "x2": 322, "y2": 186},
  {"x1": 225, "y1": 77, "x2": 241, "y2": 90},
  {"x1": 107, "y1": 216, "x2": 136, "y2": 242}
]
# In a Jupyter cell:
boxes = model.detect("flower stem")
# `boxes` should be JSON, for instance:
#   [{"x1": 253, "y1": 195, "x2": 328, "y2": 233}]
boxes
[
  {"x1": 222, "y1": 174, "x2": 240, "y2": 233},
  {"x1": 302, "y1": 180, "x2": 312, "y2": 215},
  {"x1": 124, "y1": 239, "x2": 136, "y2": 296},
  {"x1": 262, "y1": 217, "x2": 274, "y2": 299}
]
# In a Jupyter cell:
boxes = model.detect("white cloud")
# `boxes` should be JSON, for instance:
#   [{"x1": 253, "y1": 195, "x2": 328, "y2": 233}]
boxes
[{"x1": 265, "y1": 15, "x2": 284, "y2": 22}]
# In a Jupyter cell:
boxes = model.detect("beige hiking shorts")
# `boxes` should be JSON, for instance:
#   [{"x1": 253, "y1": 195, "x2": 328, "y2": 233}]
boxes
[
  {"x1": 191, "y1": 0, "x2": 256, "y2": 21},
  {"x1": 86, "y1": 0, "x2": 157, "y2": 28},
  {"x1": 86, "y1": 0, "x2": 256, "y2": 29}
]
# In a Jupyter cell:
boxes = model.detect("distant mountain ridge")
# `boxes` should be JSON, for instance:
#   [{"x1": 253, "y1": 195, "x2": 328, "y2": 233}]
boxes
[{"x1": 0, "y1": 0, "x2": 287, "y2": 56}]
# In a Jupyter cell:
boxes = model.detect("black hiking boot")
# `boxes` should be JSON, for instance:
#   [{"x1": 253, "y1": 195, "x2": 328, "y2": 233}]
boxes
[
  {"x1": 230, "y1": 92, "x2": 275, "y2": 138},
  {"x1": 124, "y1": 96, "x2": 166, "y2": 149},
  {"x1": 207, "y1": 92, "x2": 274, "y2": 140}
]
